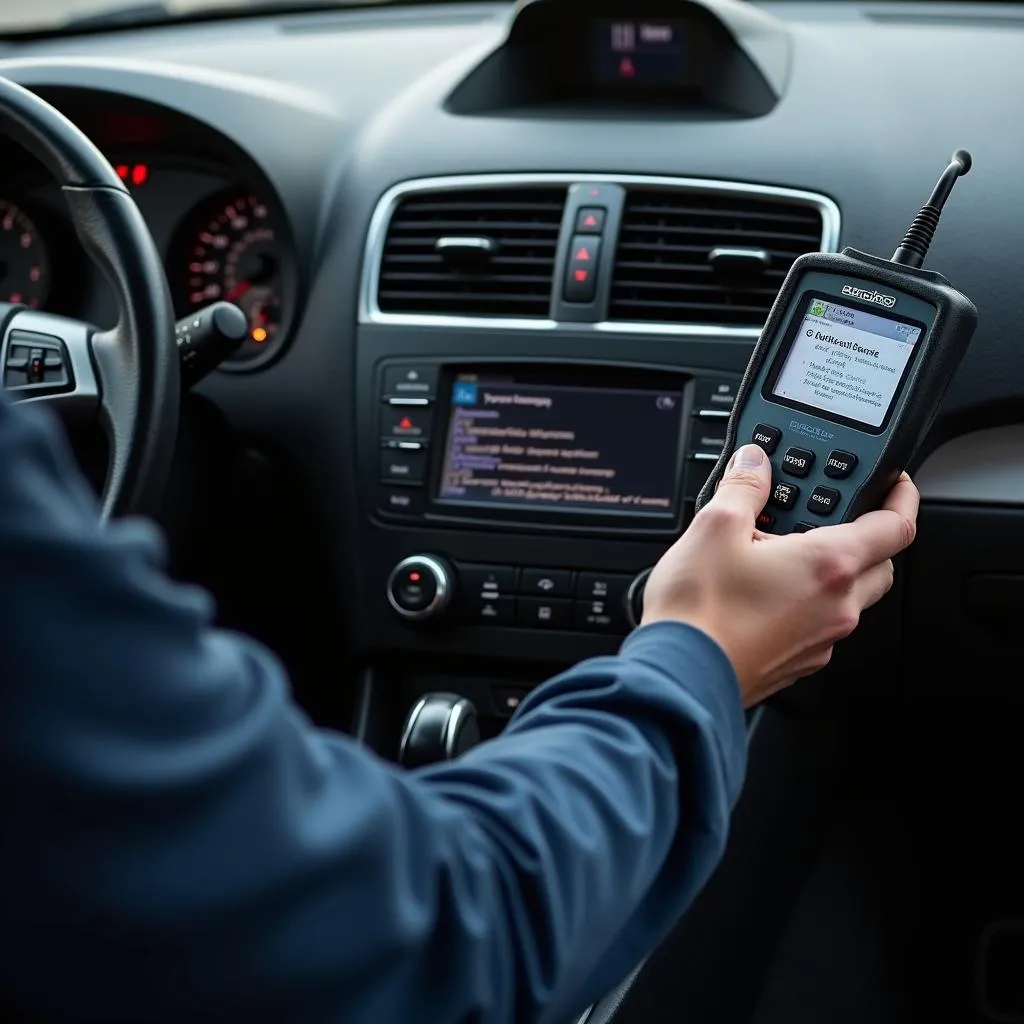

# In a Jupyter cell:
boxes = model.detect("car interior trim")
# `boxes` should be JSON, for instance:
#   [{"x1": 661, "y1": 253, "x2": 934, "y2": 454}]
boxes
[{"x1": 915, "y1": 424, "x2": 1024, "y2": 505}]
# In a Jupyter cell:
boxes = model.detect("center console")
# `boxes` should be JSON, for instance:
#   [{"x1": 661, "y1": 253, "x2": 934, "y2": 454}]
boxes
[{"x1": 350, "y1": 171, "x2": 838, "y2": 733}]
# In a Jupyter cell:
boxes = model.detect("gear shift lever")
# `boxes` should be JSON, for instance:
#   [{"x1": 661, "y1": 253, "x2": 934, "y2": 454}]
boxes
[{"x1": 398, "y1": 693, "x2": 481, "y2": 768}]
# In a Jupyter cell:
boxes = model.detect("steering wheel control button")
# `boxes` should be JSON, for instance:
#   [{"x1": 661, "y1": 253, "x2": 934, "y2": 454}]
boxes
[
  {"x1": 386, "y1": 555, "x2": 453, "y2": 622},
  {"x1": 770, "y1": 480, "x2": 799, "y2": 510},
  {"x1": 380, "y1": 449, "x2": 426, "y2": 484},
  {"x1": 3, "y1": 331, "x2": 70, "y2": 393},
  {"x1": 824, "y1": 450, "x2": 858, "y2": 479},
  {"x1": 382, "y1": 403, "x2": 433, "y2": 439},
  {"x1": 382, "y1": 365, "x2": 438, "y2": 399},
  {"x1": 781, "y1": 447, "x2": 815, "y2": 477},
  {"x1": 379, "y1": 487, "x2": 424, "y2": 516},
  {"x1": 792, "y1": 522, "x2": 818, "y2": 533},
  {"x1": 756, "y1": 510, "x2": 775, "y2": 531},
  {"x1": 517, "y1": 597, "x2": 572, "y2": 629},
  {"x1": 521, "y1": 568, "x2": 573, "y2": 598},
  {"x1": 807, "y1": 486, "x2": 841, "y2": 516},
  {"x1": 575, "y1": 207, "x2": 606, "y2": 233},
  {"x1": 751, "y1": 423, "x2": 781, "y2": 455},
  {"x1": 563, "y1": 234, "x2": 602, "y2": 303}
]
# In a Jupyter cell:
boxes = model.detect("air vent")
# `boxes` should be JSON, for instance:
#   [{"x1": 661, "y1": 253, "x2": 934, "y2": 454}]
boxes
[
  {"x1": 610, "y1": 189, "x2": 827, "y2": 327},
  {"x1": 377, "y1": 187, "x2": 567, "y2": 318}
]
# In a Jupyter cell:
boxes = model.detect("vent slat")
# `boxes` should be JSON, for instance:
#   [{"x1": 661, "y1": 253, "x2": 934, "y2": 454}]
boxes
[
  {"x1": 377, "y1": 186, "x2": 565, "y2": 317},
  {"x1": 610, "y1": 189, "x2": 825, "y2": 327}
]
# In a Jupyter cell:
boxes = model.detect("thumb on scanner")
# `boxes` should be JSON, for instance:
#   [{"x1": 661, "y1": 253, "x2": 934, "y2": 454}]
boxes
[{"x1": 706, "y1": 444, "x2": 771, "y2": 527}]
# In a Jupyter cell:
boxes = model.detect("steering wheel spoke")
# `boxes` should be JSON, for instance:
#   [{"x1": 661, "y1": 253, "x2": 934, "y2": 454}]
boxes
[
  {"x1": 0, "y1": 307, "x2": 101, "y2": 421},
  {"x1": 0, "y1": 76, "x2": 180, "y2": 519}
]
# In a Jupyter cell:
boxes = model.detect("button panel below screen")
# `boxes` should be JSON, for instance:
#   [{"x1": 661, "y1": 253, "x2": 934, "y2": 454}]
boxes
[{"x1": 455, "y1": 562, "x2": 632, "y2": 634}]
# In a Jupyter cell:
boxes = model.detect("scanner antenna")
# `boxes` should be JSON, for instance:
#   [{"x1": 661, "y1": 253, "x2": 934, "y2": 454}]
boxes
[{"x1": 890, "y1": 149, "x2": 972, "y2": 269}]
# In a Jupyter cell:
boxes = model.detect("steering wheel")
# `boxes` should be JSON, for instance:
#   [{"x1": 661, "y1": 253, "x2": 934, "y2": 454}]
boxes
[{"x1": 0, "y1": 77, "x2": 179, "y2": 520}]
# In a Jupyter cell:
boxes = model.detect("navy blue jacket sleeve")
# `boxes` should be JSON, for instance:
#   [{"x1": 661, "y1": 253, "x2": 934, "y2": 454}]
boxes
[{"x1": 0, "y1": 396, "x2": 747, "y2": 1024}]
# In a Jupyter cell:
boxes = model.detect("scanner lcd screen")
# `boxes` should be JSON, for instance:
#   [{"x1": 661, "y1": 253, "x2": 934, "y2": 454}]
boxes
[{"x1": 771, "y1": 295, "x2": 924, "y2": 430}]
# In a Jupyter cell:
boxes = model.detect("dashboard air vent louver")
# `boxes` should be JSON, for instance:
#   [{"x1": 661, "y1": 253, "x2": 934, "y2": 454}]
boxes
[
  {"x1": 377, "y1": 186, "x2": 567, "y2": 318},
  {"x1": 610, "y1": 189, "x2": 826, "y2": 327}
]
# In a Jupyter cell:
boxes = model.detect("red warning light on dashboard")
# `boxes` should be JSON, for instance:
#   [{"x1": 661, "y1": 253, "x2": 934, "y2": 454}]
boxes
[
  {"x1": 115, "y1": 163, "x2": 149, "y2": 187},
  {"x1": 619, "y1": 56, "x2": 636, "y2": 78},
  {"x1": 399, "y1": 416, "x2": 413, "y2": 430},
  {"x1": 574, "y1": 246, "x2": 592, "y2": 262},
  {"x1": 574, "y1": 269, "x2": 589, "y2": 282}
]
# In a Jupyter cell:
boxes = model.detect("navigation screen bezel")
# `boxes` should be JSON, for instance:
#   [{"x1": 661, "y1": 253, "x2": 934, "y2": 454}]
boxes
[
  {"x1": 761, "y1": 291, "x2": 929, "y2": 436},
  {"x1": 426, "y1": 365, "x2": 690, "y2": 532}
]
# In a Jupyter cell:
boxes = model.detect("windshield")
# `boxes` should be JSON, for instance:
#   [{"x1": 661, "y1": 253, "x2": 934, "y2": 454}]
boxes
[{"x1": 1, "y1": 0, "x2": 404, "y2": 36}]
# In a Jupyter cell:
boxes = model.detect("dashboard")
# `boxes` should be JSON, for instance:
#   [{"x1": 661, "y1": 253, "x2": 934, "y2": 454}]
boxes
[
  {"x1": 0, "y1": 91, "x2": 299, "y2": 367},
  {"x1": 0, "y1": 0, "x2": 1022, "y2": 721}
]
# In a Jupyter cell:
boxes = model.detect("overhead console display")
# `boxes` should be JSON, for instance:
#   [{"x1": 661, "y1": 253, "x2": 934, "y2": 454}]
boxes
[
  {"x1": 592, "y1": 20, "x2": 686, "y2": 89},
  {"x1": 437, "y1": 372, "x2": 685, "y2": 517}
]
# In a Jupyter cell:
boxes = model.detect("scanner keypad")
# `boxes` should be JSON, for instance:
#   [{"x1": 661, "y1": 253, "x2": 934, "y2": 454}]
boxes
[
  {"x1": 749, "y1": 425, "x2": 855, "y2": 533},
  {"x1": 823, "y1": 450, "x2": 858, "y2": 479}
]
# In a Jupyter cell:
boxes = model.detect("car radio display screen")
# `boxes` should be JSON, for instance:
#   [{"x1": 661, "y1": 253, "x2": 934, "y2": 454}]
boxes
[
  {"x1": 437, "y1": 375, "x2": 685, "y2": 515},
  {"x1": 770, "y1": 295, "x2": 924, "y2": 431}
]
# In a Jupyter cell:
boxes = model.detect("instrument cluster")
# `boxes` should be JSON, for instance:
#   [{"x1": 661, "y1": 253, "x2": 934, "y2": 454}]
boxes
[{"x1": 0, "y1": 153, "x2": 298, "y2": 370}]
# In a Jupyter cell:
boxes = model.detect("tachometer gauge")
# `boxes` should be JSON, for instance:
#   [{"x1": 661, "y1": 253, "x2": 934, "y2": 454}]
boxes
[
  {"x1": 0, "y1": 200, "x2": 50, "y2": 308},
  {"x1": 170, "y1": 190, "x2": 294, "y2": 366}
]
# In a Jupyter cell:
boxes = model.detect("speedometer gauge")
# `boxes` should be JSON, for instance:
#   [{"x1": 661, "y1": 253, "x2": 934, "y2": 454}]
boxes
[
  {"x1": 169, "y1": 189, "x2": 294, "y2": 367},
  {"x1": 0, "y1": 200, "x2": 50, "y2": 308}
]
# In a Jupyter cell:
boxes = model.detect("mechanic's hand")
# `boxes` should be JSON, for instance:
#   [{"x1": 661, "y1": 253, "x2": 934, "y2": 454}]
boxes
[{"x1": 641, "y1": 443, "x2": 919, "y2": 706}]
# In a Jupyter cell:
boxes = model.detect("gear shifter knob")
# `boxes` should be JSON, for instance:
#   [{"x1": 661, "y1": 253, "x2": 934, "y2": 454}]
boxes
[{"x1": 398, "y1": 693, "x2": 480, "y2": 768}]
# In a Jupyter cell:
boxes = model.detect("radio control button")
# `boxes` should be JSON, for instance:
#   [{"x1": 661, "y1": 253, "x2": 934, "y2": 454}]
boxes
[
  {"x1": 521, "y1": 568, "x2": 573, "y2": 598},
  {"x1": 518, "y1": 597, "x2": 572, "y2": 629},
  {"x1": 807, "y1": 486, "x2": 841, "y2": 516},
  {"x1": 382, "y1": 365, "x2": 438, "y2": 398},
  {"x1": 379, "y1": 487, "x2": 423, "y2": 515},
  {"x1": 781, "y1": 446, "x2": 815, "y2": 478},
  {"x1": 576, "y1": 572, "x2": 631, "y2": 604},
  {"x1": 381, "y1": 449, "x2": 426, "y2": 484},
  {"x1": 470, "y1": 595, "x2": 515, "y2": 624},
  {"x1": 574, "y1": 595, "x2": 629, "y2": 633},
  {"x1": 824, "y1": 450, "x2": 858, "y2": 479},
  {"x1": 692, "y1": 417, "x2": 727, "y2": 454},
  {"x1": 459, "y1": 563, "x2": 517, "y2": 600},
  {"x1": 752, "y1": 423, "x2": 781, "y2": 455},
  {"x1": 770, "y1": 480, "x2": 800, "y2": 510},
  {"x1": 694, "y1": 378, "x2": 738, "y2": 411},
  {"x1": 792, "y1": 522, "x2": 818, "y2": 533},
  {"x1": 756, "y1": 510, "x2": 775, "y2": 531}
]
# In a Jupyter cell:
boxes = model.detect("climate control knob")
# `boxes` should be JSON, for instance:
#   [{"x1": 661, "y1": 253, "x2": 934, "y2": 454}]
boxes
[
  {"x1": 625, "y1": 567, "x2": 653, "y2": 629},
  {"x1": 386, "y1": 555, "x2": 454, "y2": 622}
]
